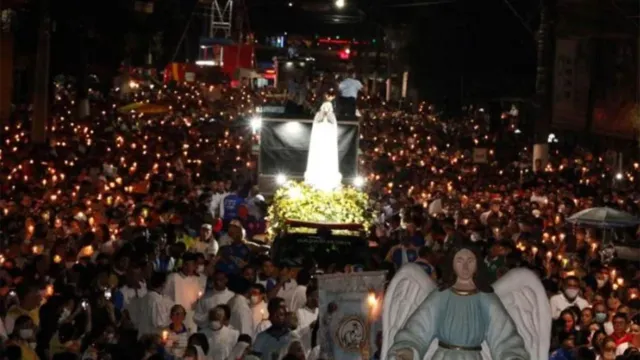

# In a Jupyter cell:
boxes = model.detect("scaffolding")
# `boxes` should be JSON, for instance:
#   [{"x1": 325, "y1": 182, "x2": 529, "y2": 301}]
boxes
[
  {"x1": 196, "y1": 0, "x2": 234, "y2": 65},
  {"x1": 208, "y1": 0, "x2": 233, "y2": 39}
]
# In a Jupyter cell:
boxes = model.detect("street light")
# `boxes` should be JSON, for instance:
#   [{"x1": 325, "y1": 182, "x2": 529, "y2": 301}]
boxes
[{"x1": 335, "y1": 0, "x2": 345, "y2": 9}]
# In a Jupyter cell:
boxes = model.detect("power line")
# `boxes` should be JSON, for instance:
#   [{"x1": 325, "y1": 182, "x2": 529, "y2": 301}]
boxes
[{"x1": 502, "y1": 0, "x2": 534, "y2": 34}]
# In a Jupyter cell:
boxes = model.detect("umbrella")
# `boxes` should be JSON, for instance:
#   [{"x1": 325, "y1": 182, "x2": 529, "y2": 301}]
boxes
[{"x1": 566, "y1": 207, "x2": 640, "y2": 228}]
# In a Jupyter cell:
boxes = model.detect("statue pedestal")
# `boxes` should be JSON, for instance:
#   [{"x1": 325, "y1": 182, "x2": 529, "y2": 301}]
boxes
[{"x1": 317, "y1": 271, "x2": 387, "y2": 360}]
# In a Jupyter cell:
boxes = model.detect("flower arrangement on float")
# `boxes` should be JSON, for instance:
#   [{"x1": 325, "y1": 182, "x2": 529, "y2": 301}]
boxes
[{"x1": 266, "y1": 181, "x2": 372, "y2": 240}]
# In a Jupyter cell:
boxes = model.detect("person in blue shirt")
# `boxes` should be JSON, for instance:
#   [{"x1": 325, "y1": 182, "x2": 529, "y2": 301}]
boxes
[
  {"x1": 550, "y1": 332, "x2": 576, "y2": 360},
  {"x1": 384, "y1": 235, "x2": 419, "y2": 269},
  {"x1": 220, "y1": 186, "x2": 246, "y2": 227}
]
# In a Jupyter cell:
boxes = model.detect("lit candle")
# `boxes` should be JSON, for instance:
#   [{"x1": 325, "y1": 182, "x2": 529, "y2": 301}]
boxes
[{"x1": 45, "y1": 284, "x2": 54, "y2": 297}]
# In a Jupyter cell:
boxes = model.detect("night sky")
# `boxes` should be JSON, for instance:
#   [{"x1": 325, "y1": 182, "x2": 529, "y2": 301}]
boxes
[{"x1": 12, "y1": 0, "x2": 542, "y2": 102}]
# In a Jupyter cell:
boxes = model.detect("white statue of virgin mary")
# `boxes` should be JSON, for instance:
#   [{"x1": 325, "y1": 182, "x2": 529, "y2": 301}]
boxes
[{"x1": 304, "y1": 90, "x2": 342, "y2": 192}]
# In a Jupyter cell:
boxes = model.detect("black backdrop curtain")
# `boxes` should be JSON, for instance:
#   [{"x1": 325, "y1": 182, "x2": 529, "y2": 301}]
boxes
[{"x1": 259, "y1": 120, "x2": 359, "y2": 178}]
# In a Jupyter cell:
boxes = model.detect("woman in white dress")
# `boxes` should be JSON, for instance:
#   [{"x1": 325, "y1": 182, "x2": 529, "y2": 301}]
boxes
[{"x1": 304, "y1": 89, "x2": 342, "y2": 192}]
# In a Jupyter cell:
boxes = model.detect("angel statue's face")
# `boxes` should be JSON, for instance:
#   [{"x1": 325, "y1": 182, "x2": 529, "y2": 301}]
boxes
[{"x1": 453, "y1": 249, "x2": 477, "y2": 281}]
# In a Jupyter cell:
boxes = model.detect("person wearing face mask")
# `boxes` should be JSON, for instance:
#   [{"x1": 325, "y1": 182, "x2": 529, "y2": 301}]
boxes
[
  {"x1": 193, "y1": 271, "x2": 234, "y2": 329},
  {"x1": 597, "y1": 337, "x2": 617, "y2": 360},
  {"x1": 551, "y1": 276, "x2": 590, "y2": 319},
  {"x1": 200, "y1": 305, "x2": 239, "y2": 360},
  {"x1": 5, "y1": 315, "x2": 38, "y2": 360}
]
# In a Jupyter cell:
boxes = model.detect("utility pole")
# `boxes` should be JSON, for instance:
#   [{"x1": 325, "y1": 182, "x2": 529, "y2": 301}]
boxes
[
  {"x1": 532, "y1": 0, "x2": 556, "y2": 171},
  {"x1": 32, "y1": 0, "x2": 51, "y2": 143}
]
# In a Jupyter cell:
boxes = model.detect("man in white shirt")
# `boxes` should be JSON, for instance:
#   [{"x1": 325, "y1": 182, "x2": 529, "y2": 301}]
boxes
[
  {"x1": 295, "y1": 285, "x2": 319, "y2": 355},
  {"x1": 200, "y1": 304, "x2": 239, "y2": 360},
  {"x1": 272, "y1": 264, "x2": 298, "y2": 311},
  {"x1": 228, "y1": 278, "x2": 256, "y2": 337},
  {"x1": 288, "y1": 270, "x2": 311, "y2": 313},
  {"x1": 193, "y1": 271, "x2": 235, "y2": 329},
  {"x1": 163, "y1": 253, "x2": 204, "y2": 332},
  {"x1": 549, "y1": 276, "x2": 589, "y2": 319},
  {"x1": 114, "y1": 263, "x2": 147, "y2": 312},
  {"x1": 135, "y1": 272, "x2": 174, "y2": 338},
  {"x1": 337, "y1": 72, "x2": 362, "y2": 117}
]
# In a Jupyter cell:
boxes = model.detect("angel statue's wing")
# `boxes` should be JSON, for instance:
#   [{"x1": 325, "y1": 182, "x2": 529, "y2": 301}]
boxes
[
  {"x1": 380, "y1": 263, "x2": 437, "y2": 360},
  {"x1": 480, "y1": 268, "x2": 552, "y2": 360}
]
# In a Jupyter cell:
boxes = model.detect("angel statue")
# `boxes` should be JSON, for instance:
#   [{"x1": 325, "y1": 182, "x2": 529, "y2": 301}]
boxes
[
  {"x1": 304, "y1": 89, "x2": 342, "y2": 192},
  {"x1": 381, "y1": 243, "x2": 552, "y2": 360}
]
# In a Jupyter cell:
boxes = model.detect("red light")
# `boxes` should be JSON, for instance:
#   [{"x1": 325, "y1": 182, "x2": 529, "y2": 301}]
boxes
[{"x1": 339, "y1": 49, "x2": 350, "y2": 60}]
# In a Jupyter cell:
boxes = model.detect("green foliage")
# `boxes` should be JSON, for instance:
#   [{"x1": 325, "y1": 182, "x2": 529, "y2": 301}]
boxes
[{"x1": 267, "y1": 181, "x2": 372, "y2": 239}]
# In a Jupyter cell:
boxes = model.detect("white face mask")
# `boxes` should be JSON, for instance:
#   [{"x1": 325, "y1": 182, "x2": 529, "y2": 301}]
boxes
[
  {"x1": 596, "y1": 279, "x2": 606, "y2": 288},
  {"x1": 250, "y1": 295, "x2": 262, "y2": 305},
  {"x1": 564, "y1": 288, "x2": 580, "y2": 299},
  {"x1": 197, "y1": 265, "x2": 205, "y2": 274},
  {"x1": 211, "y1": 321, "x2": 222, "y2": 330},
  {"x1": 19, "y1": 329, "x2": 33, "y2": 339}
]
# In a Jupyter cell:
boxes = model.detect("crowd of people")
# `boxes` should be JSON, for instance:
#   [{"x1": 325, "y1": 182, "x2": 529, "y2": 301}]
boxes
[{"x1": 0, "y1": 75, "x2": 638, "y2": 360}]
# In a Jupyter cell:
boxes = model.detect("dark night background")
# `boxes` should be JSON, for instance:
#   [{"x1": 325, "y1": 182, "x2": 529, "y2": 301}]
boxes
[{"x1": 7, "y1": 0, "x2": 542, "y2": 102}]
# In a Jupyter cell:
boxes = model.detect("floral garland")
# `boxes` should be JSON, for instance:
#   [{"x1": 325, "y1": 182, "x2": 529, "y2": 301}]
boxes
[{"x1": 267, "y1": 181, "x2": 373, "y2": 240}]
